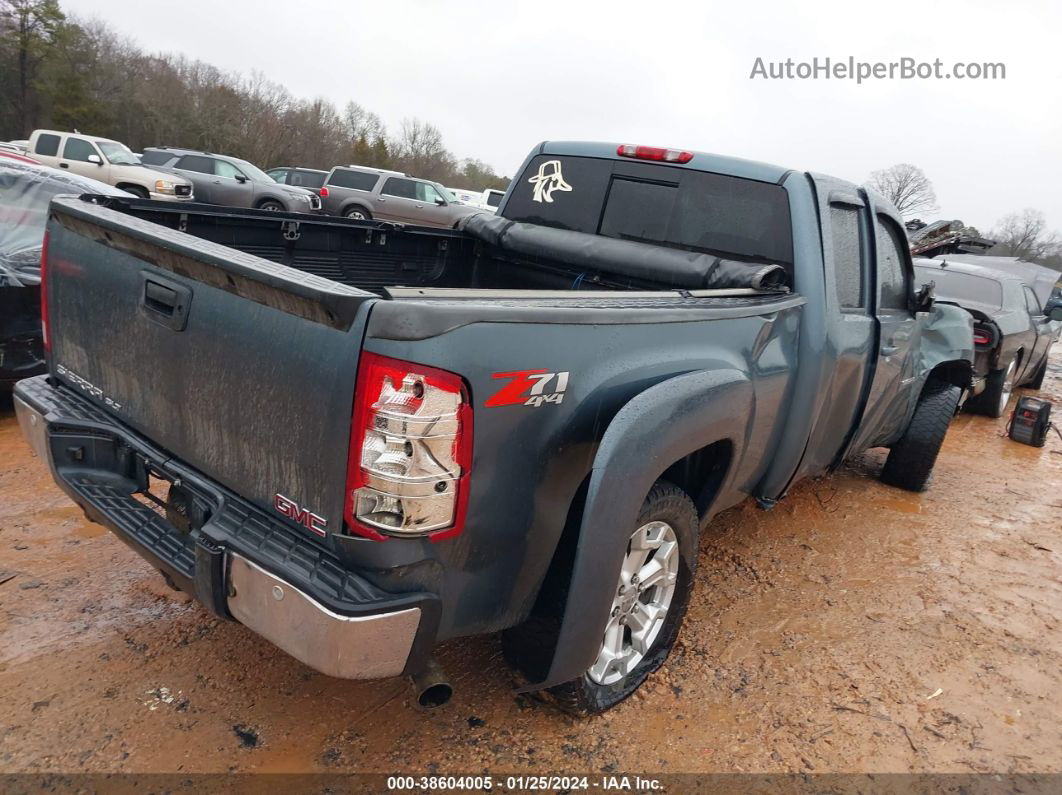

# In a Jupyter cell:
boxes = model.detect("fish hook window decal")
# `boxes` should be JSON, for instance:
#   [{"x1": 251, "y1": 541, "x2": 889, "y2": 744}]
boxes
[{"x1": 528, "y1": 159, "x2": 572, "y2": 203}]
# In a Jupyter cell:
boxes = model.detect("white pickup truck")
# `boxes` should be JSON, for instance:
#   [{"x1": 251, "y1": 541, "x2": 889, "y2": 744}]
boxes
[{"x1": 27, "y1": 130, "x2": 194, "y2": 202}]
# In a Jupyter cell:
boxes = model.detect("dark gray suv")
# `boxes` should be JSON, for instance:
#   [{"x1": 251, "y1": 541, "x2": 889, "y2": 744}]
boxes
[
  {"x1": 321, "y1": 166, "x2": 483, "y2": 227},
  {"x1": 141, "y1": 148, "x2": 322, "y2": 214}
]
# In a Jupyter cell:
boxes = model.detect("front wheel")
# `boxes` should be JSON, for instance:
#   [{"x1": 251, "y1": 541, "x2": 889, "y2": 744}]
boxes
[
  {"x1": 258, "y1": 200, "x2": 285, "y2": 212},
  {"x1": 880, "y1": 380, "x2": 961, "y2": 492},
  {"x1": 547, "y1": 481, "x2": 698, "y2": 716}
]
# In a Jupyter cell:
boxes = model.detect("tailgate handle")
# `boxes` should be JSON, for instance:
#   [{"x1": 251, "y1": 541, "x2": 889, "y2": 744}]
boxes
[{"x1": 140, "y1": 272, "x2": 192, "y2": 331}]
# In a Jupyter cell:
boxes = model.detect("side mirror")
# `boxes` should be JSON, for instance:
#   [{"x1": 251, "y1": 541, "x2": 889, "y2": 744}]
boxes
[
  {"x1": 1045, "y1": 296, "x2": 1062, "y2": 321},
  {"x1": 914, "y1": 281, "x2": 936, "y2": 314},
  {"x1": 235, "y1": 174, "x2": 248, "y2": 183},
  {"x1": 435, "y1": 197, "x2": 446, "y2": 206},
  {"x1": 87, "y1": 154, "x2": 102, "y2": 165}
]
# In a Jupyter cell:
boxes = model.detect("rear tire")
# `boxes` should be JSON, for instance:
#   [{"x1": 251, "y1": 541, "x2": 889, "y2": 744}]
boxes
[
  {"x1": 344, "y1": 206, "x2": 372, "y2": 220},
  {"x1": 968, "y1": 358, "x2": 1017, "y2": 418},
  {"x1": 1025, "y1": 356, "x2": 1048, "y2": 391},
  {"x1": 881, "y1": 380, "x2": 961, "y2": 492},
  {"x1": 540, "y1": 481, "x2": 698, "y2": 716}
]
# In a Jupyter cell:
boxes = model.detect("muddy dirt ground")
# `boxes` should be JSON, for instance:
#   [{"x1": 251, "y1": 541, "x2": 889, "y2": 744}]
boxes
[{"x1": 1, "y1": 353, "x2": 1060, "y2": 778}]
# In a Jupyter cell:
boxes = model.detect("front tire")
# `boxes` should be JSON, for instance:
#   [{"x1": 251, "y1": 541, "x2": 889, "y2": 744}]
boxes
[
  {"x1": 258, "y1": 200, "x2": 285, "y2": 212},
  {"x1": 880, "y1": 380, "x2": 961, "y2": 492},
  {"x1": 123, "y1": 185, "x2": 149, "y2": 199},
  {"x1": 546, "y1": 481, "x2": 698, "y2": 716}
]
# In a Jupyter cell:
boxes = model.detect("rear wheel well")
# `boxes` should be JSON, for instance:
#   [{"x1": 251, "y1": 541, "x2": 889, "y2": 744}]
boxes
[
  {"x1": 660, "y1": 439, "x2": 733, "y2": 518},
  {"x1": 929, "y1": 359, "x2": 973, "y2": 390},
  {"x1": 502, "y1": 439, "x2": 733, "y2": 684}
]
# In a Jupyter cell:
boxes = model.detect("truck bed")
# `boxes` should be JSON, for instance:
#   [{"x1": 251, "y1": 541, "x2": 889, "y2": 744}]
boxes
[{"x1": 93, "y1": 196, "x2": 790, "y2": 297}]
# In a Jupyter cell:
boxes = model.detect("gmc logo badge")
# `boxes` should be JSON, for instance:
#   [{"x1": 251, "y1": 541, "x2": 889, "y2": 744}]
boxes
[{"x1": 273, "y1": 493, "x2": 328, "y2": 537}]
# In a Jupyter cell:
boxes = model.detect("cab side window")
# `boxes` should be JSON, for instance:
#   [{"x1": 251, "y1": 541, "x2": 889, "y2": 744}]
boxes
[
  {"x1": 829, "y1": 204, "x2": 865, "y2": 309},
  {"x1": 874, "y1": 215, "x2": 911, "y2": 311},
  {"x1": 416, "y1": 182, "x2": 443, "y2": 203},
  {"x1": 214, "y1": 160, "x2": 245, "y2": 180},
  {"x1": 63, "y1": 137, "x2": 98, "y2": 162},
  {"x1": 382, "y1": 177, "x2": 416, "y2": 199}
]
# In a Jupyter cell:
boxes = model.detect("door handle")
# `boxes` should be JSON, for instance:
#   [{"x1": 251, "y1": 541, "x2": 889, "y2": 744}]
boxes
[
  {"x1": 212, "y1": 179, "x2": 221, "y2": 184},
  {"x1": 880, "y1": 344, "x2": 899, "y2": 356},
  {"x1": 59, "y1": 163, "x2": 69, "y2": 169},
  {"x1": 140, "y1": 272, "x2": 192, "y2": 331}
]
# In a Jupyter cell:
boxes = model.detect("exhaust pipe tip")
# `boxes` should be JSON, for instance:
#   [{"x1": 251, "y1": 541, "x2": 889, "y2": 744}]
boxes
[{"x1": 410, "y1": 658, "x2": 453, "y2": 710}]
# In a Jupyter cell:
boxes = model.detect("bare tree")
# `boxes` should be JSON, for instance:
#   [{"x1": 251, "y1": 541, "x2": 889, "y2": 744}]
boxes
[
  {"x1": 392, "y1": 118, "x2": 454, "y2": 182},
  {"x1": 989, "y1": 209, "x2": 1062, "y2": 264},
  {"x1": 868, "y1": 163, "x2": 939, "y2": 218}
]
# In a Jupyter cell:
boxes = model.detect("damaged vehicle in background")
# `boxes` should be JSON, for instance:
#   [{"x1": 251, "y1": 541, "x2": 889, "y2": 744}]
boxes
[
  {"x1": 15, "y1": 140, "x2": 975, "y2": 716},
  {"x1": 915, "y1": 256, "x2": 1062, "y2": 417},
  {"x1": 0, "y1": 160, "x2": 130, "y2": 391}
]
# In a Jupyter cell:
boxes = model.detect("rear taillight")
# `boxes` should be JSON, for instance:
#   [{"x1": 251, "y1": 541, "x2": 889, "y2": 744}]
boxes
[
  {"x1": 319, "y1": 186, "x2": 329, "y2": 197},
  {"x1": 973, "y1": 325, "x2": 995, "y2": 347},
  {"x1": 616, "y1": 144, "x2": 694, "y2": 164},
  {"x1": 973, "y1": 332, "x2": 991, "y2": 346},
  {"x1": 40, "y1": 230, "x2": 50, "y2": 352},
  {"x1": 344, "y1": 353, "x2": 472, "y2": 541}
]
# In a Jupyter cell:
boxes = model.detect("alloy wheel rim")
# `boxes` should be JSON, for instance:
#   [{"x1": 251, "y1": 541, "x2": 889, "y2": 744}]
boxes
[
  {"x1": 999, "y1": 360, "x2": 1016, "y2": 413},
  {"x1": 587, "y1": 520, "x2": 679, "y2": 686}
]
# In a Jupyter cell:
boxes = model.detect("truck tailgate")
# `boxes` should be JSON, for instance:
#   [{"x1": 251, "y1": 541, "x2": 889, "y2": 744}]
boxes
[{"x1": 44, "y1": 197, "x2": 375, "y2": 537}]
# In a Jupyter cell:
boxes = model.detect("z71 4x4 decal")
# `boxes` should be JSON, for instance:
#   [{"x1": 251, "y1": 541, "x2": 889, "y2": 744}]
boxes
[{"x1": 486, "y1": 369, "x2": 570, "y2": 408}]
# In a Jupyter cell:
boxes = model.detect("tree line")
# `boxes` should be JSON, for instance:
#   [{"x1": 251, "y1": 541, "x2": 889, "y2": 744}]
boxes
[
  {"x1": 0, "y1": 0, "x2": 511, "y2": 190},
  {"x1": 869, "y1": 163, "x2": 1061, "y2": 272}
]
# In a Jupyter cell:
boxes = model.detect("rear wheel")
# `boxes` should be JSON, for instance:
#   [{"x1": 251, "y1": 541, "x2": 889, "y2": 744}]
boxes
[
  {"x1": 880, "y1": 380, "x2": 961, "y2": 492},
  {"x1": 969, "y1": 358, "x2": 1017, "y2": 418},
  {"x1": 1025, "y1": 356, "x2": 1048, "y2": 391},
  {"x1": 344, "y1": 206, "x2": 372, "y2": 220},
  {"x1": 545, "y1": 481, "x2": 698, "y2": 716}
]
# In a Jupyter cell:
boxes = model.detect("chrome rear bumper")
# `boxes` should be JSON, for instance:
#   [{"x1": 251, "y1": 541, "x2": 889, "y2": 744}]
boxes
[{"x1": 227, "y1": 554, "x2": 420, "y2": 679}]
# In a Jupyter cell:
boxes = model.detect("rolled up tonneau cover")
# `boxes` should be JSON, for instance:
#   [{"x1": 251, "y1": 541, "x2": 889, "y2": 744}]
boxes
[{"x1": 461, "y1": 213, "x2": 789, "y2": 291}]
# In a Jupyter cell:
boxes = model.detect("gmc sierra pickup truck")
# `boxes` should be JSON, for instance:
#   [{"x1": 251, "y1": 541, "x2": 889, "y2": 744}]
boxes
[{"x1": 14, "y1": 141, "x2": 974, "y2": 715}]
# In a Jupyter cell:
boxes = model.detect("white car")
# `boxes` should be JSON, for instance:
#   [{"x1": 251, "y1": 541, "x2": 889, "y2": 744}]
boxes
[{"x1": 27, "y1": 130, "x2": 193, "y2": 201}]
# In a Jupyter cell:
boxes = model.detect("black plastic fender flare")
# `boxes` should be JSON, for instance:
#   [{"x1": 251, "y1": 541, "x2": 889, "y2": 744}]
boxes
[{"x1": 520, "y1": 368, "x2": 752, "y2": 691}]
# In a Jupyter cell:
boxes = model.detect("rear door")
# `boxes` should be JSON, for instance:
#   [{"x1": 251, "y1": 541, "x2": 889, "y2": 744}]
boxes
[
  {"x1": 376, "y1": 177, "x2": 418, "y2": 222},
  {"x1": 797, "y1": 180, "x2": 878, "y2": 473},
  {"x1": 31, "y1": 132, "x2": 63, "y2": 168},
  {"x1": 851, "y1": 206, "x2": 922, "y2": 449},
  {"x1": 172, "y1": 155, "x2": 216, "y2": 203}
]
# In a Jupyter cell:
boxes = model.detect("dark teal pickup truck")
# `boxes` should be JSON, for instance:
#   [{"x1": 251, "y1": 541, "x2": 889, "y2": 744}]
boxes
[{"x1": 15, "y1": 141, "x2": 973, "y2": 715}]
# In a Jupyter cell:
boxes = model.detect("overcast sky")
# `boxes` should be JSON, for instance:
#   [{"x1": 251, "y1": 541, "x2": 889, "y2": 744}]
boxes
[{"x1": 62, "y1": 0, "x2": 1061, "y2": 232}]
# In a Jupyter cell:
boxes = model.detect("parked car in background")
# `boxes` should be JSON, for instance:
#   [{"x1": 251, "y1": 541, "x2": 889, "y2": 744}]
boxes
[
  {"x1": 0, "y1": 159, "x2": 130, "y2": 391},
  {"x1": 16, "y1": 140, "x2": 975, "y2": 716},
  {"x1": 265, "y1": 166, "x2": 328, "y2": 196},
  {"x1": 28, "y1": 130, "x2": 193, "y2": 201},
  {"x1": 915, "y1": 257, "x2": 1062, "y2": 417},
  {"x1": 1, "y1": 140, "x2": 30, "y2": 154},
  {"x1": 483, "y1": 188, "x2": 505, "y2": 210},
  {"x1": 0, "y1": 150, "x2": 40, "y2": 165},
  {"x1": 320, "y1": 165, "x2": 484, "y2": 227},
  {"x1": 141, "y1": 147, "x2": 321, "y2": 213}
]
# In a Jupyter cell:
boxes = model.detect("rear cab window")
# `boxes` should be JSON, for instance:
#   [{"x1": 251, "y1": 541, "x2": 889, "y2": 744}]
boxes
[
  {"x1": 328, "y1": 169, "x2": 379, "y2": 191},
  {"x1": 505, "y1": 154, "x2": 794, "y2": 270}
]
